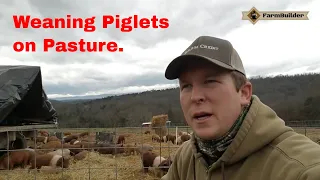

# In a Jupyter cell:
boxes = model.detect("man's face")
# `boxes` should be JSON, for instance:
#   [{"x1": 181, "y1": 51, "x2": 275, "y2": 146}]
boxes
[{"x1": 178, "y1": 60, "x2": 251, "y2": 140}]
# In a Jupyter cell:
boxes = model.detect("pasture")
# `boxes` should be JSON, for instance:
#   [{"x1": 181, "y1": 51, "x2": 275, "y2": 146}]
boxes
[
  {"x1": 0, "y1": 127, "x2": 192, "y2": 180},
  {"x1": 0, "y1": 126, "x2": 319, "y2": 180}
]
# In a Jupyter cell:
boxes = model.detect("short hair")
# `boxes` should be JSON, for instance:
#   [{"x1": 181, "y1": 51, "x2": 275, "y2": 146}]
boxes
[{"x1": 230, "y1": 71, "x2": 248, "y2": 92}]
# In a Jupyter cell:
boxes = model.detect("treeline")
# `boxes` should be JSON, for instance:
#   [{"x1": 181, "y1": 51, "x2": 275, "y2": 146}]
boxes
[{"x1": 51, "y1": 73, "x2": 320, "y2": 128}]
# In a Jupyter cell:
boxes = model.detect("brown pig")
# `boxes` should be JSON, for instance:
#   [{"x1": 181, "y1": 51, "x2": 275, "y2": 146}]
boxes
[
  {"x1": 74, "y1": 150, "x2": 88, "y2": 161},
  {"x1": 141, "y1": 151, "x2": 166, "y2": 173},
  {"x1": 0, "y1": 150, "x2": 35, "y2": 170},
  {"x1": 63, "y1": 135, "x2": 78, "y2": 143}
]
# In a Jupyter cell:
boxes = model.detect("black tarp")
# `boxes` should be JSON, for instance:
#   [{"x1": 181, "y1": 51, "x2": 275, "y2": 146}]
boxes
[{"x1": 0, "y1": 65, "x2": 58, "y2": 126}]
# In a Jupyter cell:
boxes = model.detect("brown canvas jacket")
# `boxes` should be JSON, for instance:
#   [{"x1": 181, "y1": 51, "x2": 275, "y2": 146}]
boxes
[{"x1": 161, "y1": 95, "x2": 320, "y2": 180}]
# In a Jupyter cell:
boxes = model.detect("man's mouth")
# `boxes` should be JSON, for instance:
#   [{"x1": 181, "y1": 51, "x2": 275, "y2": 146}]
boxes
[{"x1": 193, "y1": 112, "x2": 212, "y2": 121}]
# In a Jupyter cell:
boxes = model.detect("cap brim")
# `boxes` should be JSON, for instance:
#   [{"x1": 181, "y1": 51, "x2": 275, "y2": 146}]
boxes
[{"x1": 165, "y1": 54, "x2": 235, "y2": 80}]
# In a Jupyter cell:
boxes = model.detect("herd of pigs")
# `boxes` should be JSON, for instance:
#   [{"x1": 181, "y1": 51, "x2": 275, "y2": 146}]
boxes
[{"x1": 0, "y1": 129, "x2": 192, "y2": 178}]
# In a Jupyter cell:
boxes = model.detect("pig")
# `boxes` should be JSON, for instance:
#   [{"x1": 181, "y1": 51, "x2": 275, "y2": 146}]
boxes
[
  {"x1": 124, "y1": 143, "x2": 136, "y2": 156},
  {"x1": 117, "y1": 135, "x2": 125, "y2": 144},
  {"x1": 48, "y1": 149, "x2": 71, "y2": 158},
  {"x1": 141, "y1": 151, "x2": 167, "y2": 173},
  {"x1": 135, "y1": 143, "x2": 153, "y2": 155},
  {"x1": 74, "y1": 150, "x2": 88, "y2": 161},
  {"x1": 80, "y1": 135, "x2": 96, "y2": 142},
  {"x1": 161, "y1": 136, "x2": 167, "y2": 142},
  {"x1": 60, "y1": 144, "x2": 83, "y2": 155},
  {"x1": 47, "y1": 136, "x2": 60, "y2": 142},
  {"x1": 70, "y1": 139, "x2": 80, "y2": 145},
  {"x1": 32, "y1": 136, "x2": 48, "y2": 144},
  {"x1": 63, "y1": 132, "x2": 72, "y2": 136},
  {"x1": 158, "y1": 156, "x2": 172, "y2": 172},
  {"x1": 181, "y1": 134, "x2": 191, "y2": 141},
  {"x1": 176, "y1": 136, "x2": 182, "y2": 145},
  {"x1": 63, "y1": 134, "x2": 78, "y2": 143},
  {"x1": 25, "y1": 147, "x2": 45, "y2": 155},
  {"x1": 78, "y1": 142, "x2": 98, "y2": 151},
  {"x1": 165, "y1": 134, "x2": 176, "y2": 144},
  {"x1": 30, "y1": 154, "x2": 70, "y2": 169},
  {"x1": 178, "y1": 131, "x2": 189, "y2": 136},
  {"x1": 0, "y1": 150, "x2": 35, "y2": 170},
  {"x1": 152, "y1": 135, "x2": 161, "y2": 142},
  {"x1": 38, "y1": 130, "x2": 49, "y2": 137},
  {"x1": 154, "y1": 156, "x2": 173, "y2": 177},
  {"x1": 39, "y1": 141, "x2": 62, "y2": 152},
  {"x1": 96, "y1": 143, "x2": 124, "y2": 155},
  {"x1": 177, "y1": 134, "x2": 191, "y2": 145},
  {"x1": 79, "y1": 132, "x2": 89, "y2": 137}
]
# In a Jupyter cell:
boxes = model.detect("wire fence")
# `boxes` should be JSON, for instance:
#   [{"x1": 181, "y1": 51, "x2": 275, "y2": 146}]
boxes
[
  {"x1": 0, "y1": 121, "x2": 319, "y2": 180},
  {"x1": 0, "y1": 126, "x2": 192, "y2": 180},
  {"x1": 286, "y1": 120, "x2": 320, "y2": 142}
]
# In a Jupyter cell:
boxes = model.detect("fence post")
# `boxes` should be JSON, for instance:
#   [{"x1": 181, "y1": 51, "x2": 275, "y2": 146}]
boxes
[
  {"x1": 175, "y1": 127, "x2": 178, "y2": 145},
  {"x1": 304, "y1": 120, "x2": 307, "y2": 136}
]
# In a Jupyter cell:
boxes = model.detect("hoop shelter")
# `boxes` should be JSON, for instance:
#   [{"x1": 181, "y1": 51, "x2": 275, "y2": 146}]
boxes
[{"x1": 0, "y1": 65, "x2": 58, "y2": 126}]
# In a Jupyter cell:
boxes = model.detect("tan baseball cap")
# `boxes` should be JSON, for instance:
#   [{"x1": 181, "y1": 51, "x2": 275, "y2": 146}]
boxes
[{"x1": 165, "y1": 36, "x2": 246, "y2": 80}]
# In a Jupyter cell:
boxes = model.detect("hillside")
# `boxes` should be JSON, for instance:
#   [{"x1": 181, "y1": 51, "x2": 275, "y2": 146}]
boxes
[{"x1": 51, "y1": 73, "x2": 320, "y2": 128}]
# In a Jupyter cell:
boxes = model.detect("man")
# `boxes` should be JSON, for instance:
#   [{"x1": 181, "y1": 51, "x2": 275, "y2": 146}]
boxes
[{"x1": 161, "y1": 36, "x2": 320, "y2": 180}]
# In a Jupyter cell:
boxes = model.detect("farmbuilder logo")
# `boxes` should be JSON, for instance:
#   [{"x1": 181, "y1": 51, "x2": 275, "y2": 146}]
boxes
[{"x1": 242, "y1": 7, "x2": 309, "y2": 25}]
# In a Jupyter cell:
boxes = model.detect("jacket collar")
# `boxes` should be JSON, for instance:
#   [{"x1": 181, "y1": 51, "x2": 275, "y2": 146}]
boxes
[{"x1": 189, "y1": 95, "x2": 293, "y2": 169}]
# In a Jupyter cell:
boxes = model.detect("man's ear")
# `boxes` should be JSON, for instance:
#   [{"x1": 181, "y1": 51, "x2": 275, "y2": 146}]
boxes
[{"x1": 239, "y1": 81, "x2": 252, "y2": 106}]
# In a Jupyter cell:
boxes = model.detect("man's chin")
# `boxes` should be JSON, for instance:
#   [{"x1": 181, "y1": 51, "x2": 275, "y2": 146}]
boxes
[{"x1": 193, "y1": 129, "x2": 217, "y2": 140}]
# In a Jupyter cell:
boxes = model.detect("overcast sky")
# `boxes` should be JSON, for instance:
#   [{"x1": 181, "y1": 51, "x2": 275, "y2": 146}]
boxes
[{"x1": 0, "y1": 0, "x2": 319, "y2": 99}]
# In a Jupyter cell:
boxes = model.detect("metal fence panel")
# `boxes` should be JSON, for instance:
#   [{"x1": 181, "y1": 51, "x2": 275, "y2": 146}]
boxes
[{"x1": 0, "y1": 121, "x2": 319, "y2": 179}]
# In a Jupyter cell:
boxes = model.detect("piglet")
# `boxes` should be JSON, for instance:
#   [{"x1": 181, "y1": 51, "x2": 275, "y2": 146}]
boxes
[
  {"x1": 48, "y1": 149, "x2": 71, "y2": 159},
  {"x1": 70, "y1": 139, "x2": 80, "y2": 145},
  {"x1": 30, "y1": 154, "x2": 70, "y2": 169},
  {"x1": 74, "y1": 150, "x2": 88, "y2": 161},
  {"x1": 0, "y1": 150, "x2": 35, "y2": 170},
  {"x1": 141, "y1": 151, "x2": 167, "y2": 173},
  {"x1": 63, "y1": 134, "x2": 78, "y2": 143},
  {"x1": 47, "y1": 136, "x2": 60, "y2": 142},
  {"x1": 135, "y1": 143, "x2": 153, "y2": 155},
  {"x1": 155, "y1": 156, "x2": 172, "y2": 177},
  {"x1": 40, "y1": 141, "x2": 62, "y2": 152}
]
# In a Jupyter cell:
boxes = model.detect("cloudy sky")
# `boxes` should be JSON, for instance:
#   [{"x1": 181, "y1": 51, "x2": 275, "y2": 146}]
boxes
[{"x1": 0, "y1": 0, "x2": 319, "y2": 99}]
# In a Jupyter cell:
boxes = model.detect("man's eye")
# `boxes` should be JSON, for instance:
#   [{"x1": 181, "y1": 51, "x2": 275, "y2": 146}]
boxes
[
  {"x1": 181, "y1": 84, "x2": 191, "y2": 89},
  {"x1": 205, "y1": 79, "x2": 217, "y2": 83}
]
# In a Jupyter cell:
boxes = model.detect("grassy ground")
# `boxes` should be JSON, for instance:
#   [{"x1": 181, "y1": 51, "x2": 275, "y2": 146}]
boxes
[
  {"x1": 0, "y1": 127, "x2": 318, "y2": 180},
  {"x1": 293, "y1": 128, "x2": 320, "y2": 142}
]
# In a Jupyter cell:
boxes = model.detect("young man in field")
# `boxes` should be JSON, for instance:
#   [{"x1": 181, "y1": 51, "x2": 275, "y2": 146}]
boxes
[{"x1": 161, "y1": 36, "x2": 320, "y2": 180}]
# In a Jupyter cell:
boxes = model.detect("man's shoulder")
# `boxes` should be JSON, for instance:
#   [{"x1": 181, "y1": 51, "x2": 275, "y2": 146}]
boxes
[
  {"x1": 160, "y1": 140, "x2": 195, "y2": 180},
  {"x1": 272, "y1": 130, "x2": 320, "y2": 167},
  {"x1": 175, "y1": 140, "x2": 194, "y2": 159}
]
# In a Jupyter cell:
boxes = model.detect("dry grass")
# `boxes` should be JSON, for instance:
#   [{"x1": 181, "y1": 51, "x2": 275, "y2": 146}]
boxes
[
  {"x1": 293, "y1": 128, "x2": 320, "y2": 142},
  {"x1": 0, "y1": 127, "x2": 318, "y2": 180},
  {"x1": 151, "y1": 114, "x2": 169, "y2": 137},
  {"x1": 151, "y1": 115, "x2": 168, "y2": 126}
]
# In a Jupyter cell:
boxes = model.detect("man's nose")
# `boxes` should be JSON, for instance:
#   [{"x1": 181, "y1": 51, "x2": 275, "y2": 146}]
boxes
[{"x1": 190, "y1": 85, "x2": 205, "y2": 103}]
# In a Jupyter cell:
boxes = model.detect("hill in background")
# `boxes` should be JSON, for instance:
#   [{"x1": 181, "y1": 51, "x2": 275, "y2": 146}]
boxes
[{"x1": 51, "y1": 73, "x2": 320, "y2": 128}]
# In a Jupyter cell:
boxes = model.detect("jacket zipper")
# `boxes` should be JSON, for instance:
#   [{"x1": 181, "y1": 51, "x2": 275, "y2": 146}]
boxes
[
  {"x1": 206, "y1": 166, "x2": 211, "y2": 180},
  {"x1": 206, "y1": 165, "x2": 212, "y2": 173}
]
